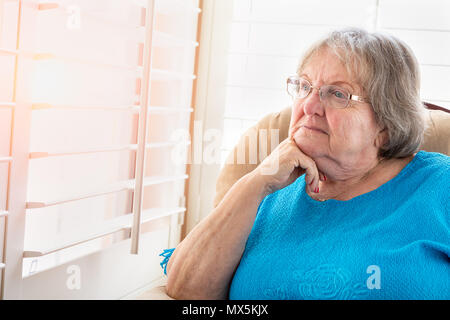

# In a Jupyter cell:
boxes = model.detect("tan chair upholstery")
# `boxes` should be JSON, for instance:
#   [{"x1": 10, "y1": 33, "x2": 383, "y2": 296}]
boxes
[
  {"x1": 135, "y1": 283, "x2": 175, "y2": 300},
  {"x1": 213, "y1": 104, "x2": 450, "y2": 207}
]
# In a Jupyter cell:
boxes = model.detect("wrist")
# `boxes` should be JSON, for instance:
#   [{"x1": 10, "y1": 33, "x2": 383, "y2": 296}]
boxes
[{"x1": 245, "y1": 169, "x2": 273, "y2": 199}]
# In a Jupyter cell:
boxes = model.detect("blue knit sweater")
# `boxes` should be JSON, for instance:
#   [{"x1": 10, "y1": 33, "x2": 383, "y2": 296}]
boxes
[
  {"x1": 228, "y1": 151, "x2": 450, "y2": 299},
  {"x1": 160, "y1": 151, "x2": 450, "y2": 299}
]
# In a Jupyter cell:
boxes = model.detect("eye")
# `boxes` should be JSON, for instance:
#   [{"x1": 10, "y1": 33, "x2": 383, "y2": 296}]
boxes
[
  {"x1": 332, "y1": 89, "x2": 346, "y2": 99},
  {"x1": 299, "y1": 81, "x2": 310, "y2": 92}
]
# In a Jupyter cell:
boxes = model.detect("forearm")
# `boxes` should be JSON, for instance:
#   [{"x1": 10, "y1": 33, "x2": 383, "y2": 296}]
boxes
[{"x1": 165, "y1": 171, "x2": 269, "y2": 299}]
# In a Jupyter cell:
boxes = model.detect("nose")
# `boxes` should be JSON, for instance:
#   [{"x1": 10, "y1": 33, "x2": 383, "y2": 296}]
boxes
[{"x1": 302, "y1": 88, "x2": 325, "y2": 117}]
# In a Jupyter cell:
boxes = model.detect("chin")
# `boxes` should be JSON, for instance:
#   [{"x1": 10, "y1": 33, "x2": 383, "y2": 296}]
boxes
[{"x1": 293, "y1": 134, "x2": 324, "y2": 159}]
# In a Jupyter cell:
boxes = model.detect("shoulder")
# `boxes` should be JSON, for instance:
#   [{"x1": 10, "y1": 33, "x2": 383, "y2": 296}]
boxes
[
  {"x1": 402, "y1": 151, "x2": 450, "y2": 191},
  {"x1": 401, "y1": 151, "x2": 449, "y2": 218},
  {"x1": 415, "y1": 150, "x2": 450, "y2": 166},
  {"x1": 408, "y1": 151, "x2": 450, "y2": 178}
]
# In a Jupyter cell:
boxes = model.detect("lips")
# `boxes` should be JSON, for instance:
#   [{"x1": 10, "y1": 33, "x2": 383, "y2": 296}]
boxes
[
  {"x1": 301, "y1": 125, "x2": 328, "y2": 135},
  {"x1": 290, "y1": 121, "x2": 328, "y2": 137}
]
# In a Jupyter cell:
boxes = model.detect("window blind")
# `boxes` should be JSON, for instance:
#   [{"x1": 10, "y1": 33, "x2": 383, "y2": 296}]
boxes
[{"x1": 1, "y1": 0, "x2": 200, "y2": 299}]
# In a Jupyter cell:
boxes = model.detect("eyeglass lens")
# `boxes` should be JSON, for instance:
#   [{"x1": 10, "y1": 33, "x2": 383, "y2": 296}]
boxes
[{"x1": 288, "y1": 77, "x2": 350, "y2": 108}]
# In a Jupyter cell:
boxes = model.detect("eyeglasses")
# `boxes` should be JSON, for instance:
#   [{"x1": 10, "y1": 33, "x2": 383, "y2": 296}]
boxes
[{"x1": 286, "y1": 75, "x2": 368, "y2": 109}]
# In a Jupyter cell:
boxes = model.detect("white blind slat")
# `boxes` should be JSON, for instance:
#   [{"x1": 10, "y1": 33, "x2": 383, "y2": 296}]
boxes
[
  {"x1": 23, "y1": 207, "x2": 186, "y2": 258},
  {"x1": 29, "y1": 140, "x2": 191, "y2": 158},
  {"x1": 0, "y1": 101, "x2": 15, "y2": 108},
  {"x1": 31, "y1": 103, "x2": 192, "y2": 113},
  {"x1": 0, "y1": 47, "x2": 18, "y2": 55},
  {"x1": 26, "y1": 174, "x2": 188, "y2": 208}
]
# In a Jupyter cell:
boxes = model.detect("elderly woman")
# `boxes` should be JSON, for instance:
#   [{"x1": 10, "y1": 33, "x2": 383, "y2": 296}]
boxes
[{"x1": 162, "y1": 28, "x2": 450, "y2": 300}]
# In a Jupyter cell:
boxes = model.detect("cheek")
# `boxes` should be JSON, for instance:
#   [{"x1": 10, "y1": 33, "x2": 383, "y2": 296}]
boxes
[
  {"x1": 328, "y1": 112, "x2": 376, "y2": 148},
  {"x1": 330, "y1": 116, "x2": 354, "y2": 142},
  {"x1": 289, "y1": 100, "x2": 305, "y2": 136}
]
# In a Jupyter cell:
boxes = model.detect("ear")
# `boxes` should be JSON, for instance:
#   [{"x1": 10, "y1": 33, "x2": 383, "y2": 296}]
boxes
[{"x1": 374, "y1": 127, "x2": 388, "y2": 149}]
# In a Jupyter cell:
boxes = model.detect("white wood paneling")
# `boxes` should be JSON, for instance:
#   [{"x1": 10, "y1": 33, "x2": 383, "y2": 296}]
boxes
[
  {"x1": 231, "y1": 0, "x2": 251, "y2": 21},
  {"x1": 378, "y1": 0, "x2": 450, "y2": 31},
  {"x1": 229, "y1": 22, "x2": 250, "y2": 52},
  {"x1": 227, "y1": 54, "x2": 297, "y2": 89},
  {"x1": 242, "y1": 0, "x2": 377, "y2": 28},
  {"x1": 383, "y1": 29, "x2": 450, "y2": 66},
  {"x1": 247, "y1": 24, "x2": 336, "y2": 57},
  {"x1": 421, "y1": 65, "x2": 450, "y2": 101},
  {"x1": 224, "y1": 86, "x2": 290, "y2": 120}
]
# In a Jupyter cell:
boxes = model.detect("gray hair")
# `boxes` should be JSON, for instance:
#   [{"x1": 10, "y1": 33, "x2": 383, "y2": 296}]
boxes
[{"x1": 297, "y1": 27, "x2": 427, "y2": 159}]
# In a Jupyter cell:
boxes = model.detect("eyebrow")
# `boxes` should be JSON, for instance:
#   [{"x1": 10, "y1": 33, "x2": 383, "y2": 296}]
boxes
[
  {"x1": 331, "y1": 81, "x2": 355, "y2": 91},
  {"x1": 299, "y1": 74, "x2": 355, "y2": 91}
]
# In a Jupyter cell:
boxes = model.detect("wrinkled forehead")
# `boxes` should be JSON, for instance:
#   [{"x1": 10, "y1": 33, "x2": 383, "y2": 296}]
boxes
[{"x1": 298, "y1": 46, "x2": 364, "y2": 91}]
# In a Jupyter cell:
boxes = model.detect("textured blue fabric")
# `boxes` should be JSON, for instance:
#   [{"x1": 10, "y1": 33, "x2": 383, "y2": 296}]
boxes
[
  {"x1": 159, "y1": 248, "x2": 175, "y2": 275},
  {"x1": 229, "y1": 151, "x2": 450, "y2": 300}
]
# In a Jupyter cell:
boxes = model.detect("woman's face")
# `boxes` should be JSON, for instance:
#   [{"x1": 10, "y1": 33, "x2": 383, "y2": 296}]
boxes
[{"x1": 290, "y1": 48, "x2": 386, "y2": 180}]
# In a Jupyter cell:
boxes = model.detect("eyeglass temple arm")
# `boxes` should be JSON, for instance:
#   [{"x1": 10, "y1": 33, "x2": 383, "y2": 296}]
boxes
[{"x1": 349, "y1": 94, "x2": 367, "y2": 103}]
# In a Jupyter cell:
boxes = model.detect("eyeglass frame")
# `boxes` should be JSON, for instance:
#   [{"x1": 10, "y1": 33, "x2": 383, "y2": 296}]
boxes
[{"x1": 286, "y1": 75, "x2": 369, "y2": 108}]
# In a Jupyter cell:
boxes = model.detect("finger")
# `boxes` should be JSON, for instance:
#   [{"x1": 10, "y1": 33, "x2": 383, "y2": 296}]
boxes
[
  {"x1": 319, "y1": 171, "x2": 327, "y2": 182},
  {"x1": 286, "y1": 142, "x2": 320, "y2": 191},
  {"x1": 289, "y1": 126, "x2": 298, "y2": 139},
  {"x1": 305, "y1": 166, "x2": 320, "y2": 193},
  {"x1": 297, "y1": 157, "x2": 319, "y2": 190}
]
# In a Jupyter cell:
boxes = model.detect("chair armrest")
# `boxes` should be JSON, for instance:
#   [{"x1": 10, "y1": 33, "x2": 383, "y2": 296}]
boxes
[{"x1": 135, "y1": 278, "x2": 175, "y2": 300}]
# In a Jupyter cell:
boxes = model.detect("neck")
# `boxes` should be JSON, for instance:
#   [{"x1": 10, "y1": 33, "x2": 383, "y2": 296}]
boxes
[{"x1": 308, "y1": 154, "x2": 415, "y2": 201}]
